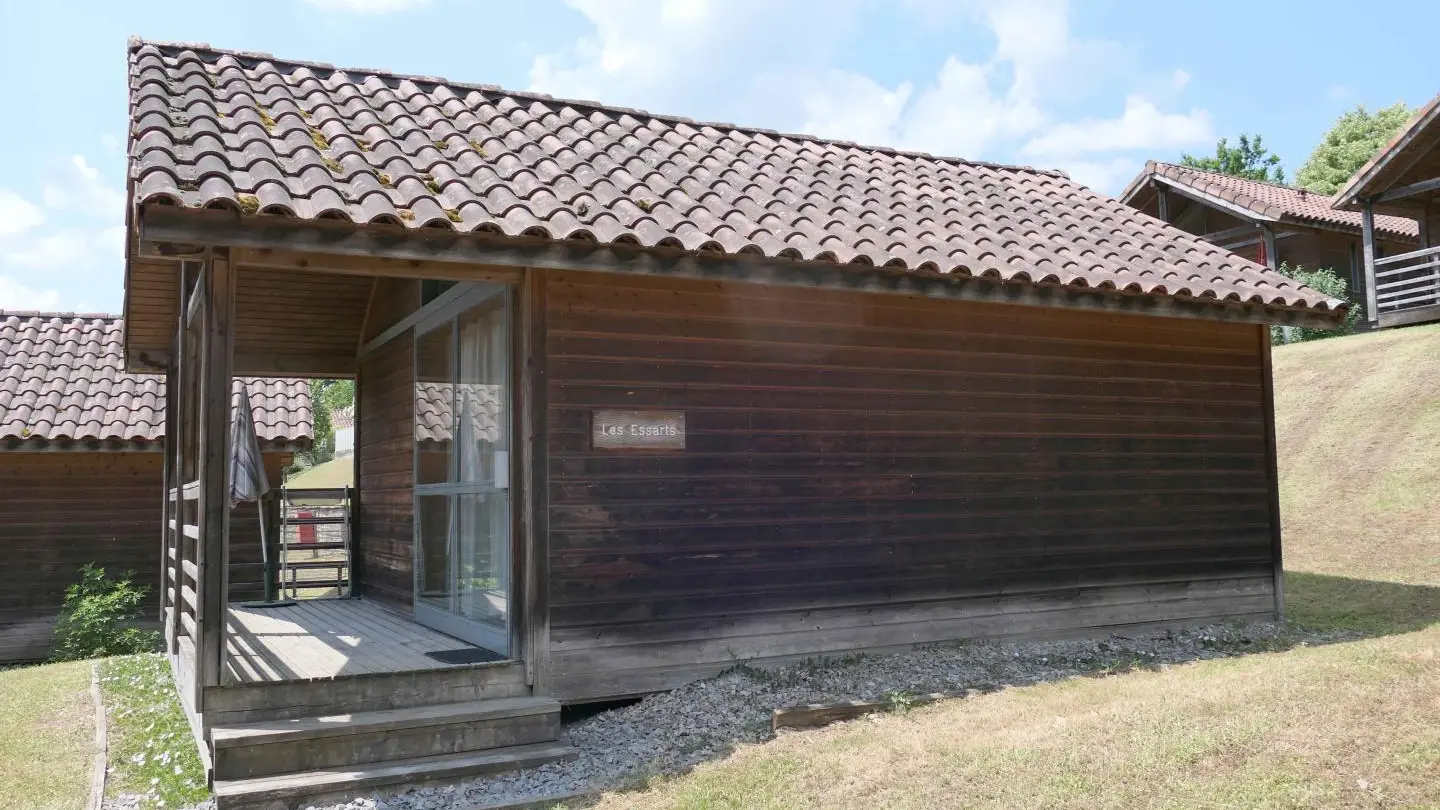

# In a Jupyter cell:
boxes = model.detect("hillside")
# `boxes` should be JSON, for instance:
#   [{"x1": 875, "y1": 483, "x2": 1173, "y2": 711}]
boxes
[{"x1": 1274, "y1": 324, "x2": 1440, "y2": 633}]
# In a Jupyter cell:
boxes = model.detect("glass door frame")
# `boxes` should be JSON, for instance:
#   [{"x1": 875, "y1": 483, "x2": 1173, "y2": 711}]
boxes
[{"x1": 411, "y1": 281, "x2": 516, "y2": 656}]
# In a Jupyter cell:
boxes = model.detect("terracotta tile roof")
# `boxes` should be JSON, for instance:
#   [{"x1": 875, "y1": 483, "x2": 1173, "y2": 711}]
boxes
[
  {"x1": 129, "y1": 39, "x2": 1342, "y2": 316},
  {"x1": 0, "y1": 312, "x2": 312, "y2": 445},
  {"x1": 414, "y1": 382, "x2": 500, "y2": 444},
  {"x1": 1122, "y1": 161, "x2": 1418, "y2": 241}
]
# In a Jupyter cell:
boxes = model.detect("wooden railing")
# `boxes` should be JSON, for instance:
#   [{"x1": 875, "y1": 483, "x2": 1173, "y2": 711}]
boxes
[{"x1": 1374, "y1": 245, "x2": 1440, "y2": 315}]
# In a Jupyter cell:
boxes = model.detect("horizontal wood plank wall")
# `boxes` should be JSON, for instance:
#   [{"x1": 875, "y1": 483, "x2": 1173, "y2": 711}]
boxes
[
  {"x1": 0, "y1": 451, "x2": 283, "y2": 663},
  {"x1": 355, "y1": 279, "x2": 420, "y2": 612},
  {"x1": 232, "y1": 267, "x2": 374, "y2": 375},
  {"x1": 543, "y1": 270, "x2": 1277, "y2": 701}
]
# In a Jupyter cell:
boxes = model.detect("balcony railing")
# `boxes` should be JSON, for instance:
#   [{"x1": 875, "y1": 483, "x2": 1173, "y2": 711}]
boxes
[{"x1": 1374, "y1": 245, "x2": 1440, "y2": 316}]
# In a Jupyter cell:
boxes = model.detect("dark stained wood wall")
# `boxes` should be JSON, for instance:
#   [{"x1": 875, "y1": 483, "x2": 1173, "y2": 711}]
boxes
[
  {"x1": 354, "y1": 279, "x2": 420, "y2": 611},
  {"x1": 0, "y1": 450, "x2": 286, "y2": 663},
  {"x1": 541, "y1": 270, "x2": 1279, "y2": 701}
]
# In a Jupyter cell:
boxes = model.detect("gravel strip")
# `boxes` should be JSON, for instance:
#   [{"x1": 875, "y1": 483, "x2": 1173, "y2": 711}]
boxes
[{"x1": 297, "y1": 621, "x2": 1351, "y2": 810}]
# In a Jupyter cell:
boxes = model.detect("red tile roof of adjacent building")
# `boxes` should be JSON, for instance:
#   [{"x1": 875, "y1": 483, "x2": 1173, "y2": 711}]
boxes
[
  {"x1": 0, "y1": 313, "x2": 312, "y2": 445},
  {"x1": 128, "y1": 39, "x2": 1343, "y2": 317},
  {"x1": 1122, "y1": 161, "x2": 1419, "y2": 241}
]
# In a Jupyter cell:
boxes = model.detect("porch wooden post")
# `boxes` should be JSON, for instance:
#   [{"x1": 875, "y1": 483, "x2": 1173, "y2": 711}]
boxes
[
  {"x1": 195, "y1": 248, "x2": 236, "y2": 690},
  {"x1": 1259, "y1": 324, "x2": 1284, "y2": 620},
  {"x1": 166, "y1": 261, "x2": 196, "y2": 655},
  {"x1": 160, "y1": 348, "x2": 177, "y2": 654},
  {"x1": 520, "y1": 269, "x2": 551, "y2": 692},
  {"x1": 1362, "y1": 199, "x2": 1379, "y2": 326}
]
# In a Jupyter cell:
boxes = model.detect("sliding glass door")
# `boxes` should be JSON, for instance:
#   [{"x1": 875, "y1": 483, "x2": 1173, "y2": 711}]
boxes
[{"x1": 413, "y1": 283, "x2": 512, "y2": 655}]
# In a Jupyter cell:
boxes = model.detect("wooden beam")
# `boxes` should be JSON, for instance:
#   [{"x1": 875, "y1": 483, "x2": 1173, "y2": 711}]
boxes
[
  {"x1": 521, "y1": 269, "x2": 551, "y2": 693},
  {"x1": 1151, "y1": 177, "x2": 1276, "y2": 224},
  {"x1": 1259, "y1": 325, "x2": 1283, "y2": 621},
  {"x1": 161, "y1": 320, "x2": 178, "y2": 655},
  {"x1": 1373, "y1": 175, "x2": 1440, "y2": 204},
  {"x1": 1377, "y1": 301, "x2": 1440, "y2": 328},
  {"x1": 232, "y1": 247, "x2": 522, "y2": 284},
  {"x1": 184, "y1": 272, "x2": 205, "y2": 327},
  {"x1": 1154, "y1": 182, "x2": 1170, "y2": 223},
  {"x1": 140, "y1": 206, "x2": 1346, "y2": 331},
  {"x1": 1362, "y1": 199, "x2": 1380, "y2": 326},
  {"x1": 1198, "y1": 224, "x2": 1259, "y2": 245},
  {"x1": 195, "y1": 247, "x2": 237, "y2": 693}
]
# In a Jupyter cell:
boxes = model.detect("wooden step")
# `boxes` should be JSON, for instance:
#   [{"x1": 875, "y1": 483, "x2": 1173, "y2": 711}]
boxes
[
  {"x1": 212, "y1": 741, "x2": 578, "y2": 810},
  {"x1": 211, "y1": 697, "x2": 561, "y2": 780}
]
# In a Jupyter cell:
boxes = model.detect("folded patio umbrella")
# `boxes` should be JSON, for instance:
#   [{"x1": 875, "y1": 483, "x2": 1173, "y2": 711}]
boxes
[
  {"x1": 230, "y1": 383, "x2": 290, "y2": 605},
  {"x1": 229, "y1": 382, "x2": 269, "y2": 507}
]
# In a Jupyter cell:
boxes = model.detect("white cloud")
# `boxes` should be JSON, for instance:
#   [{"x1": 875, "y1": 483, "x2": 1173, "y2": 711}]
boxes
[
  {"x1": 1021, "y1": 95, "x2": 1213, "y2": 158},
  {"x1": 41, "y1": 155, "x2": 126, "y2": 220},
  {"x1": 1172, "y1": 69, "x2": 1191, "y2": 91},
  {"x1": 0, "y1": 190, "x2": 45, "y2": 237},
  {"x1": 1057, "y1": 157, "x2": 1143, "y2": 192},
  {"x1": 301, "y1": 0, "x2": 430, "y2": 12},
  {"x1": 0, "y1": 276, "x2": 63, "y2": 311}
]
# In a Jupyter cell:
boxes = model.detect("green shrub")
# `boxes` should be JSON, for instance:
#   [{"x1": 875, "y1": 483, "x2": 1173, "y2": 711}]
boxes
[
  {"x1": 51, "y1": 564, "x2": 158, "y2": 662},
  {"x1": 1271, "y1": 263, "x2": 1363, "y2": 345}
]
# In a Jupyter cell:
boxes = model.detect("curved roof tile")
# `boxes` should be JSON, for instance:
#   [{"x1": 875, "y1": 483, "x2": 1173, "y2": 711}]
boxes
[
  {"x1": 0, "y1": 313, "x2": 312, "y2": 444},
  {"x1": 128, "y1": 39, "x2": 1341, "y2": 315}
]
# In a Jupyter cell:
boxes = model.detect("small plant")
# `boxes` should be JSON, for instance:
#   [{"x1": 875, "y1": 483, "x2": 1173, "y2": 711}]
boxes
[
  {"x1": 356, "y1": 137, "x2": 371, "y2": 151},
  {"x1": 322, "y1": 156, "x2": 343, "y2": 174},
  {"x1": 1271, "y1": 263, "x2": 1363, "y2": 344},
  {"x1": 887, "y1": 689, "x2": 918, "y2": 713},
  {"x1": 468, "y1": 139, "x2": 487, "y2": 157},
  {"x1": 636, "y1": 198, "x2": 654, "y2": 212},
  {"x1": 51, "y1": 564, "x2": 158, "y2": 662},
  {"x1": 425, "y1": 179, "x2": 442, "y2": 194},
  {"x1": 236, "y1": 194, "x2": 260, "y2": 214},
  {"x1": 377, "y1": 172, "x2": 393, "y2": 188},
  {"x1": 309, "y1": 128, "x2": 330, "y2": 150},
  {"x1": 432, "y1": 138, "x2": 448, "y2": 151},
  {"x1": 257, "y1": 107, "x2": 277, "y2": 134},
  {"x1": 445, "y1": 208, "x2": 462, "y2": 223},
  {"x1": 398, "y1": 209, "x2": 416, "y2": 221}
]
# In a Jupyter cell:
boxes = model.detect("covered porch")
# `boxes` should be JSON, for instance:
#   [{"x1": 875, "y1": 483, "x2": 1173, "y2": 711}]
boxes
[{"x1": 224, "y1": 599, "x2": 501, "y2": 685}]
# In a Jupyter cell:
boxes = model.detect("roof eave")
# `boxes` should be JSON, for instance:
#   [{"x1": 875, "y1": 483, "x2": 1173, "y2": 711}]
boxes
[
  {"x1": 1333, "y1": 93, "x2": 1440, "y2": 210},
  {"x1": 138, "y1": 203, "x2": 1347, "y2": 331}
]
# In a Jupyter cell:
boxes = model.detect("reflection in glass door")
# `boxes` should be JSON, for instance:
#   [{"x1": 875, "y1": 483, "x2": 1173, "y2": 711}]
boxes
[{"x1": 413, "y1": 283, "x2": 511, "y2": 656}]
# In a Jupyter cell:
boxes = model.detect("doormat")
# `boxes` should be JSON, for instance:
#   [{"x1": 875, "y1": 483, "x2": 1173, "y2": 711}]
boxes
[{"x1": 426, "y1": 647, "x2": 506, "y2": 665}]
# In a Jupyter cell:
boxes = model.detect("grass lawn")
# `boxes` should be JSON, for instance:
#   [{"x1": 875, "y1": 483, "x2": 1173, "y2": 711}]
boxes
[
  {"x1": 99, "y1": 654, "x2": 209, "y2": 810},
  {"x1": 581, "y1": 326, "x2": 1440, "y2": 810},
  {"x1": 0, "y1": 660, "x2": 95, "y2": 810}
]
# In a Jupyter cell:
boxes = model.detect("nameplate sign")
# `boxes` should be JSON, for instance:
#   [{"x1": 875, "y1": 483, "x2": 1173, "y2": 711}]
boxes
[{"x1": 592, "y1": 410, "x2": 686, "y2": 450}]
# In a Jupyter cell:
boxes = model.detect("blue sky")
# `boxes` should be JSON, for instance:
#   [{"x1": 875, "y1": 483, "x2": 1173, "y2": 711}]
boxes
[{"x1": 0, "y1": 0, "x2": 1435, "y2": 314}]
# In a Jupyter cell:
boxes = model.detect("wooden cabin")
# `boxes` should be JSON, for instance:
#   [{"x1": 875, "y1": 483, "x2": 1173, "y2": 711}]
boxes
[
  {"x1": 1120, "y1": 161, "x2": 1418, "y2": 301},
  {"x1": 1333, "y1": 92, "x2": 1440, "y2": 328},
  {"x1": 0, "y1": 313, "x2": 309, "y2": 663},
  {"x1": 124, "y1": 40, "x2": 1347, "y2": 808}
]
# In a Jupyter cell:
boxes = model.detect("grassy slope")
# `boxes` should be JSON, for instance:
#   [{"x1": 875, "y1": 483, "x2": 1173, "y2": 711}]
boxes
[
  {"x1": 586, "y1": 325, "x2": 1440, "y2": 810},
  {"x1": 1274, "y1": 323, "x2": 1440, "y2": 634},
  {"x1": 0, "y1": 660, "x2": 94, "y2": 810}
]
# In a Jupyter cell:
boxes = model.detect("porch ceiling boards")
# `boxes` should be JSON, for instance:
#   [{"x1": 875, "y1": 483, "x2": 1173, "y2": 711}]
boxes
[{"x1": 224, "y1": 599, "x2": 486, "y2": 684}]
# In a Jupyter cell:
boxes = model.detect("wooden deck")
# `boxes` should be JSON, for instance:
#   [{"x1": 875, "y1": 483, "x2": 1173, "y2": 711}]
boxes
[{"x1": 224, "y1": 599, "x2": 488, "y2": 684}]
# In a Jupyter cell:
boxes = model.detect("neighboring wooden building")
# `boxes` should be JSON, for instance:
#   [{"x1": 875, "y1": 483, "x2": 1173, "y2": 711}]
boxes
[
  {"x1": 1333, "y1": 92, "x2": 1440, "y2": 328},
  {"x1": 0, "y1": 313, "x2": 311, "y2": 663},
  {"x1": 1120, "y1": 161, "x2": 1418, "y2": 301},
  {"x1": 123, "y1": 41, "x2": 1346, "y2": 806}
]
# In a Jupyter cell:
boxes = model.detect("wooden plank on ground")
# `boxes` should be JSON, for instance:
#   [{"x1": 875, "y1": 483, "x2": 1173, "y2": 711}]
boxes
[{"x1": 771, "y1": 691, "x2": 967, "y2": 731}]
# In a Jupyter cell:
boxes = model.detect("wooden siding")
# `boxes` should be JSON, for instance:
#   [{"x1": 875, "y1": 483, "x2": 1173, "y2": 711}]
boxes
[
  {"x1": 542, "y1": 270, "x2": 1278, "y2": 701},
  {"x1": 354, "y1": 281, "x2": 420, "y2": 611},
  {"x1": 232, "y1": 267, "x2": 374, "y2": 376},
  {"x1": 0, "y1": 450, "x2": 287, "y2": 663}
]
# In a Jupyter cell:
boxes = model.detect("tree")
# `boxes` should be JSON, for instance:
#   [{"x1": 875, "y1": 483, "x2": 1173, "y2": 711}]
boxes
[
  {"x1": 1270, "y1": 263, "x2": 1362, "y2": 345},
  {"x1": 1295, "y1": 103, "x2": 1415, "y2": 195},
  {"x1": 1181, "y1": 134, "x2": 1286, "y2": 183},
  {"x1": 290, "y1": 378, "x2": 356, "y2": 473}
]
